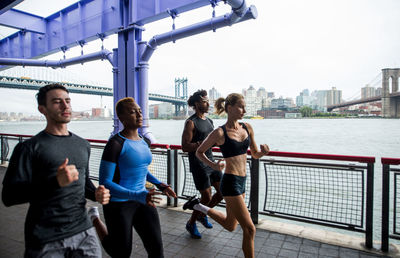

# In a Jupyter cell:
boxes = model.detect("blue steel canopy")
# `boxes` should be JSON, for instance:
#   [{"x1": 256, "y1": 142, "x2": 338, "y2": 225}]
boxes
[
  {"x1": 0, "y1": 0, "x2": 220, "y2": 60},
  {"x1": 0, "y1": 0, "x2": 257, "y2": 142}
]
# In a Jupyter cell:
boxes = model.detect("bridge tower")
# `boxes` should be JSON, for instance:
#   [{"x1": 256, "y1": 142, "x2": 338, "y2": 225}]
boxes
[
  {"x1": 382, "y1": 68, "x2": 400, "y2": 118},
  {"x1": 174, "y1": 78, "x2": 188, "y2": 116}
]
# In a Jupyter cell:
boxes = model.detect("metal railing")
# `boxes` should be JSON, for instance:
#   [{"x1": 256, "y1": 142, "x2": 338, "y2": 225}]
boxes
[
  {"x1": 381, "y1": 157, "x2": 400, "y2": 252},
  {"x1": 0, "y1": 133, "x2": 379, "y2": 249}
]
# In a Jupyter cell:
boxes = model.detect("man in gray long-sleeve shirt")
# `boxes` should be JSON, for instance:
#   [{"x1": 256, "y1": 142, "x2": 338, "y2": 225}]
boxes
[{"x1": 2, "y1": 84, "x2": 110, "y2": 257}]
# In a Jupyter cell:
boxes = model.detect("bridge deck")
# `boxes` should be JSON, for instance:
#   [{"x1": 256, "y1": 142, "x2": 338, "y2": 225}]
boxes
[{"x1": 0, "y1": 166, "x2": 390, "y2": 257}]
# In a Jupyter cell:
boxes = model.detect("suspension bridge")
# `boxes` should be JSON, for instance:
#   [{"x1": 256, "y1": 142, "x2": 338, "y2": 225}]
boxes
[
  {"x1": 0, "y1": 67, "x2": 187, "y2": 106},
  {"x1": 327, "y1": 69, "x2": 400, "y2": 117}
]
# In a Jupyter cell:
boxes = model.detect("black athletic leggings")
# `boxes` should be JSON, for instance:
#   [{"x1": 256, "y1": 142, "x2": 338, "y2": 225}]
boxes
[{"x1": 102, "y1": 201, "x2": 164, "y2": 258}]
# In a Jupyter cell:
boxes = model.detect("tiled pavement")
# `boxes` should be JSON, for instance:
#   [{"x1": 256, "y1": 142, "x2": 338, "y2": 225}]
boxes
[{"x1": 0, "y1": 166, "x2": 392, "y2": 257}]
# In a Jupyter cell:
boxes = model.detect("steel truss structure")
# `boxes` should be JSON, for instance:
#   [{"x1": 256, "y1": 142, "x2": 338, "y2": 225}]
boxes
[{"x1": 0, "y1": 0, "x2": 257, "y2": 141}]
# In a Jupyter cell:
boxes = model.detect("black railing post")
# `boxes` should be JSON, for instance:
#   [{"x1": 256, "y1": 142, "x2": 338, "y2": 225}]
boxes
[
  {"x1": 381, "y1": 163, "x2": 390, "y2": 252},
  {"x1": 250, "y1": 157, "x2": 259, "y2": 224},
  {"x1": 0, "y1": 136, "x2": 3, "y2": 164},
  {"x1": 173, "y1": 149, "x2": 179, "y2": 207},
  {"x1": 365, "y1": 162, "x2": 374, "y2": 249},
  {"x1": 166, "y1": 149, "x2": 173, "y2": 206}
]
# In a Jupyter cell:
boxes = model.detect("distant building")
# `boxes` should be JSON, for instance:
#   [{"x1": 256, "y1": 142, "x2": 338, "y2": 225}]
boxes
[
  {"x1": 271, "y1": 97, "x2": 294, "y2": 109},
  {"x1": 208, "y1": 87, "x2": 221, "y2": 102},
  {"x1": 376, "y1": 87, "x2": 382, "y2": 96},
  {"x1": 326, "y1": 87, "x2": 342, "y2": 106},
  {"x1": 257, "y1": 109, "x2": 285, "y2": 118},
  {"x1": 149, "y1": 105, "x2": 159, "y2": 119},
  {"x1": 267, "y1": 92, "x2": 275, "y2": 98},
  {"x1": 361, "y1": 85, "x2": 376, "y2": 99},
  {"x1": 296, "y1": 89, "x2": 313, "y2": 107},
  {"x1": 91, "y1": 108, "x2": 110, "y2": 118},
  {"x1": 243, "y1": 85, "x2": 262, "y2": 116},
  {"x1": 311, "y1": 90, "x2": 328, "y2": 111},
  {"x1": 285, "y1": 113, "x2": 302, "y2": 119},
  {"x1": 257, "y1": 87, "x2": 267, "y2": 98},
  {"x1": 208, "y1": 87, "x2": 222, "y2": 114},
  {"x1": 151, "y1": 103, "x2": 174, "y2": 118}
]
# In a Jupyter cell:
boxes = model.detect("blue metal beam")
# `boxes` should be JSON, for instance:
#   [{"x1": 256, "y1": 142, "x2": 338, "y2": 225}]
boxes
[
  {"x1": 0, "y1": 0, "x2": 219, "y2": 61},
  {"x1": 0, "y1": 9, "x2": 45, "y2": 34},
  {"x1": 0, "y1": 0, "x2": 24, "y2": 15}
]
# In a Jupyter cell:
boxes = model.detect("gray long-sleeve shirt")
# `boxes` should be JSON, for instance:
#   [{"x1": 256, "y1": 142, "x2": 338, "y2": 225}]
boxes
[{"x1": 2, "y1": 131, "x2": 96, "y2": 248}]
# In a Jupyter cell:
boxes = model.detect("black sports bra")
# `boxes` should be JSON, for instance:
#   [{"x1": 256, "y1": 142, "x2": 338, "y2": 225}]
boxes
[{"x1": 219, "y1": 123, "x2": 250, "y2": 158}]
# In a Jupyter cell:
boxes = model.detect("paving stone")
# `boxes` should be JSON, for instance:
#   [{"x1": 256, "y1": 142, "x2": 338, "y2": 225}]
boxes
[
  {"x1": 300, "y1": 244, "x2": 319, "y2": 254},
  {"x1": 278, "y1": 248, "x2": 300, "y2": 257},
  {"x1": 321, "y1": 243, "x2": 340, "y2": 250},
  {"x1": 298, "y1": 252, "x2": 318, "y2": 258},
  {"x1": 270, "y1": 232, "x2": 286, "y2": 241},
  {"x1": 282, "y1": 241, "x2": 301, "y2": 251},
  {"x1": 219, "y1": 246, "x2": 242, "y2": 256},
  {"x1": 303, "y1": 238, "x2": 322, "y2": 247},
  {"x1": 319, "y1": 247, "x2": 340, "y2": 257},
  {"x1": 260, "y1": 246, "x2": 282, "y2": 256},
  {"x1": 265, "y1": 238, "x2": 284, "y2": 248},
  {"x1": 285, "y1": 234, "x2": 303, "y2": 244}
]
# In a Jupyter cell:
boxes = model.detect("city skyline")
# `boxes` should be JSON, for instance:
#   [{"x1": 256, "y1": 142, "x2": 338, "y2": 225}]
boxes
[{"x1": 1, "y1": 0, "x2": 399, "y2": 115}]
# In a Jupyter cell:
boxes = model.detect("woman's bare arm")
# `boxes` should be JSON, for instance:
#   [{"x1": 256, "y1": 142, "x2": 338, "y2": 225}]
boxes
[
  {"x1": 196, "y1": 128, "x2": 225, "y2": 171},
  {"x1": 246, "y1": 123, "x2": 269, "y2": 159}
]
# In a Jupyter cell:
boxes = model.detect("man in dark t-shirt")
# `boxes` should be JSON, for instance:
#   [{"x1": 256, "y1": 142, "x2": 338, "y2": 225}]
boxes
[
  {"x1": 2, "y1": 84, "x2": 110, "y2": 257},
  {"x1": 181, "y1": 90, "x2": 223, "y2": 239}
]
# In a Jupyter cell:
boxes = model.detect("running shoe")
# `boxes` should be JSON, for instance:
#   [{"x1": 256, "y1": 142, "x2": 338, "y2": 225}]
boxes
[
  {"x1": 186, "y1": 222, "x2": 201, "y2": 239},
  {"x1": 197, "y1": 215, "x2": 213, "y2": 229},
  {"x1": 183, "y1": 195, "x2": 200, "y2": 210}
]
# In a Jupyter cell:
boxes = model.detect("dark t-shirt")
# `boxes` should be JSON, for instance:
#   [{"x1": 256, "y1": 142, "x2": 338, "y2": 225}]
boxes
[
  {"x1": 186, "y1": 114, "x2": 214, "y2": 171},
  {"x1": 2, "y1": 130, "x2": 96, "y2": 248}
]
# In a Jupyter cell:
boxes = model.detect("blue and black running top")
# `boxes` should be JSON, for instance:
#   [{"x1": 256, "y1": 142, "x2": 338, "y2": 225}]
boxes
[
  {"x1": 99, "y1": 133, "x2": 161, "y2": 204},
  {"x1": 219, "y1": 123, "x2": 250, "y2": 158}
]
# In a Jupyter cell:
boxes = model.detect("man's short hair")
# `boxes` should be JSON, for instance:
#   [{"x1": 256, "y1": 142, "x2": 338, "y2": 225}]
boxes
[
  {"x1": 36, "y1": 84, "x2": 69, "y2": 106},
  {"x1": 187, "y1": 89, "x2": 207, "y2": 108}
]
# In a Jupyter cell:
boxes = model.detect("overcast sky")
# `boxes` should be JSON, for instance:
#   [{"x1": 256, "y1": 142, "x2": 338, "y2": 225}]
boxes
[{"x1": 1, "y1": 0, "x2": 399, "y2": 114}]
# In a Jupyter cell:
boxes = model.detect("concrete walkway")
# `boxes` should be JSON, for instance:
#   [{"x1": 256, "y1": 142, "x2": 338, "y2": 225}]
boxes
[{"x1": 0, "y1": 166, "x2": 393, "y2": 257}]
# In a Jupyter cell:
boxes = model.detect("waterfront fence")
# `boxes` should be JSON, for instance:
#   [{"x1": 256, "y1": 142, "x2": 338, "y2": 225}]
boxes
[
  {"x1": 0, "y1": 133, "x2": 381, "y2": 250},
  {"x1": 381, "y1": 157, "x2": 400, "y2": 252}
]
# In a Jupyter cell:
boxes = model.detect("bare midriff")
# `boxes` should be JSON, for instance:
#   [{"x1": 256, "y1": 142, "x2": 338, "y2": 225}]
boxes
[{"x1": 223, "y1": 153, "x2": 247, "y2": 177}]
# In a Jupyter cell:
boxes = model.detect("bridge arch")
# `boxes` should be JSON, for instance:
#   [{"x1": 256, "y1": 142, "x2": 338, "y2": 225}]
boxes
[{"x1": 382, "y1": 68, "x2": 400, "y2": 117}]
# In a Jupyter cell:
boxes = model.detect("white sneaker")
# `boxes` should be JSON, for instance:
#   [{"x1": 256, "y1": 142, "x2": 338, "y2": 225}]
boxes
[{"x1": 88, "y1": 206, "x2": 99, "y2": 222}]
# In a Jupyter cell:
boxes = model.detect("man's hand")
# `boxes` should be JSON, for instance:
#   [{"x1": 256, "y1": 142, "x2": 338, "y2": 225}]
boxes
[
  {"x1": 212, "y1": 159, "x2": 225, "y2": 172},
  {"x1": 146, "y1": 189, "x2": 162, "y2": 208},
  {"x1": 95, "y1": 185, "x2": 110, "y2": 205},
  {"x1": 57, "y1": 158, "x2": 79, "y2": 187}
]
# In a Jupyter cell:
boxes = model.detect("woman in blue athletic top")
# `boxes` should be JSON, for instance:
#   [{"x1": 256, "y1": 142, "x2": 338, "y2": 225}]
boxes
[
  {"x1": 94, "y1": 97, "x2": 176, "y2": 258},
  {"x1": 183, "y1": 93, "x2": 269, "y2": 258}
]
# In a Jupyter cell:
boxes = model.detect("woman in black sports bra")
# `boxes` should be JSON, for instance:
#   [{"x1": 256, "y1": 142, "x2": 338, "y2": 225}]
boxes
[{"x1": 183, "y1": 93, "x2": 269, "y2": 258}]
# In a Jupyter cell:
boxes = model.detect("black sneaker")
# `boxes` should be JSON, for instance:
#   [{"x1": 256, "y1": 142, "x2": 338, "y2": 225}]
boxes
[{"x1": 183, "y1": 195, "x2": 200, "y2": 210}]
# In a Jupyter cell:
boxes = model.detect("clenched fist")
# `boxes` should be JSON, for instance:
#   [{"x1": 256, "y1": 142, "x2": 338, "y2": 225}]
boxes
[
  {"x1": 57, "y1": 158, "x2": 79, "y2": 187},
  {"x1": 95, "y1": 185, "x2": 110, "y2": 205},
  {"x1": 260, "y1": 144, "x2": 270, "y2": 155}
]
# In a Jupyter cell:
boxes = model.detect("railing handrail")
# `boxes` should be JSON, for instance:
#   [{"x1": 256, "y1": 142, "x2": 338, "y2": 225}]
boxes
[
  {"x1": 0, "y1": 133, "x2": 376, "y2": 163},
  {"x1": 381, "y1": 157, "x2": 400, "y2": 165},
  {"x1": 0, "y1": 133, "x2": 35, "y2": 138},
  {"x1": 0, "y1": 133, "x2": 171, "y2": 150}
]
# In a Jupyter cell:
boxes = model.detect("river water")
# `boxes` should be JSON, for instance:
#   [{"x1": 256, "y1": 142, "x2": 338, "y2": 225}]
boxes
[
  {"x1": 1, "y1": 118, "x2": 398, "y2": 158},
  {"x1": 1, "y1": 118, "x2": 399, "y2": 240}
]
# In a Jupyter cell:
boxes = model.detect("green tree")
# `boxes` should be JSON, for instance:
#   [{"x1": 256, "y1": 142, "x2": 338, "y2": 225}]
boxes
[{"x1": 299, "y1": 106, "x2": 313, "y2": 117}]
